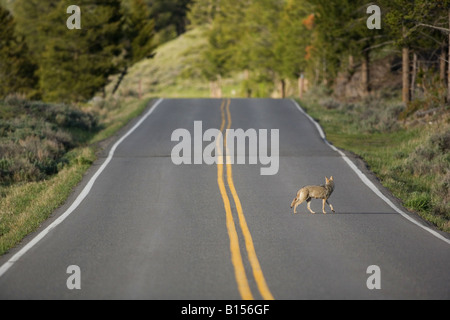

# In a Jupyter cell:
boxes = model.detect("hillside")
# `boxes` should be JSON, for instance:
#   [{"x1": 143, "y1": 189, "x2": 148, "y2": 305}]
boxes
[
  {"x1": 106, "y1": 26, "x2": 247, "y2": 99},
  {"x1": 107, "y1": 27, "x2": 210, "y2": 99}
]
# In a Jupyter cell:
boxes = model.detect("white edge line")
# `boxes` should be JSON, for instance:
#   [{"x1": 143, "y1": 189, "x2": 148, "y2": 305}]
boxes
[
  {"x1": 291, "y1": 99, "x2": 450, "y2": 245},
  {"x1": 0, "y1": 98, "x2": 165, "y2": 278}
]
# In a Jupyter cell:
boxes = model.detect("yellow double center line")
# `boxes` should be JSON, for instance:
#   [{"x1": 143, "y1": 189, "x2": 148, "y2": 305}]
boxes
[{"x1": 216, "y1": 99, "x2": 274, "y2": 300}]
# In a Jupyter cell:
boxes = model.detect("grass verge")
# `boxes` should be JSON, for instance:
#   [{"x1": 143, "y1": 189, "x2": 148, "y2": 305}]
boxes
[{"x1": 0, "y1": 147, "x2": 94, "y2": 255}]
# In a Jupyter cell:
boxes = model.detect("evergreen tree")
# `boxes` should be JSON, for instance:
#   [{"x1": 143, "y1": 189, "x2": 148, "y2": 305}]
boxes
[
  {"x1": 202, "y1": 0, "x2": 251, "y2": 93},
  {"x1": 112, "y1": 0, "x2": 156, "y2": 94},
  {"x1": 126, "y1": 0, "x2": 156, "y2": 65},
  {"x1": 0, "y1": 6, "x2": 38, "y2": 98},
  {"x1": 337, "y1": 1, "x2": 385, "y2": 96},
  {"x1": 39, "y1": 0, "x2": 124, "y2": 102},
  {"x1": 379, "y1": 0, "x2": 417, "y2": 103},
  {"x1": 380, "y1": 0, "x2": 450, "y2": 102},
  {"x1": 306, "y1": 0, "x2": 353, "y2": 87},
  {"x1": 301, "y1": 0, "x2": 385, "y2": 95},
  {"x1": 12, "y1": 0, "x2": 58, "y2": 64},
  {"x1": 206, "y1": 0, "x2": 282, "y2": 96},
  {"x1": 275, "y1": 0, "x2": 313, "y2": 97},
  {"x1": 244, "y1": 0, "x2": 284, "y2": 96}
]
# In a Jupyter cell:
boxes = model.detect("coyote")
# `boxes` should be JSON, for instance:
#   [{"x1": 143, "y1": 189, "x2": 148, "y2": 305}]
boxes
[{"x1": 290, "y1": 176, "x2": 335, "y2": 214}]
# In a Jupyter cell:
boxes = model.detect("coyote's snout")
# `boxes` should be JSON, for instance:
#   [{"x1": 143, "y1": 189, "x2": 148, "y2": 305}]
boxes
[{"x1": 291, "y1": 176, "x2": 335, "y2": 214}]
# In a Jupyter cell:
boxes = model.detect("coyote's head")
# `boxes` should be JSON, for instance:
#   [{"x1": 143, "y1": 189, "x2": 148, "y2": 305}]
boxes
[{"x1": 325, "y1": 176, "x2": 334, "y2": 193}]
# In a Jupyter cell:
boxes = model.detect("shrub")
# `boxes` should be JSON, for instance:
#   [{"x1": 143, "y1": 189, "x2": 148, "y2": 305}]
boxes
[
  {"x1": 404, "y1": 129, "x2": 450, "y2": 176},
  {"x1": 430, "y1": 129, "x2": 450, "y2": 154},
  {"x1": 0, "y1": 96, "x2": 98, "y2": 186},
  {"x1": 335, "y1": 98, "x2": 404, "y2": 133}
]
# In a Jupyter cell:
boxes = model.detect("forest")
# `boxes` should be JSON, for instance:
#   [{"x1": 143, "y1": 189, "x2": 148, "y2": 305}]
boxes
[
  {"x1": 0, "y1": 0, "x2": 190, "y2": 101},
  {"x1": 1, "y1": 0, "x2": 450, "y2": 105},
  {"x1": 190, "y1": 0, "x2": 450, "y2": 105}
]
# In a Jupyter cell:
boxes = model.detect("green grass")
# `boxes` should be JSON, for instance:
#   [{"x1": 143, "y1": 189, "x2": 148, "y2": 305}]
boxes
[
  {"x1": 300, "y1": 90, "x2": 450, "y2": 232},
  {"x1": 89, "y1": 97, "x2": 152, "y2": 144},
  {"x1": 0, "y1": 147, "x2": 94, "y2": 255}
]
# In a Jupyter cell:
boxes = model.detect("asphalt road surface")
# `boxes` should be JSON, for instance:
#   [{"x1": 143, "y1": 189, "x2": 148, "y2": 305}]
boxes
[{"x1": 0, "y1": 98, "x2": 449, "y2": 299}]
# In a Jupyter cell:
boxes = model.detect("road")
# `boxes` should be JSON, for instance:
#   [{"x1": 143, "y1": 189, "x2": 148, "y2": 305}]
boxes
[{"x1": 0, "y1": 98, "x2": 449, "y2": 299}]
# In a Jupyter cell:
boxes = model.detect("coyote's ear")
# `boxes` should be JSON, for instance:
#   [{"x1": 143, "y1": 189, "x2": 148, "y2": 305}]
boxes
[
  {"x1": 330, "y1": 176, "x2": 333, "y2": 180},
  {"x1": 325, "y1": 176, "x2": 329, "y2": 182}
]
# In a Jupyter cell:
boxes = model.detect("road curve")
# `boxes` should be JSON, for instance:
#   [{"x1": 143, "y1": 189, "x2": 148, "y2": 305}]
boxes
[{"x1": 0, "y1": 98, "x2": 449, "y2": 299}]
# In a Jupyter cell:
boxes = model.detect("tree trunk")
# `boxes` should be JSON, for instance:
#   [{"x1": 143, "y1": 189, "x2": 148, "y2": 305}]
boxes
[
  {"x1": 210, "y1": 80, "x2": 217, "y2": 98},
  {"x1": 348, "y1": 55, "x2": 355, "y2": 81},
  {"x1": 298, "y1": 73, "x2": 304, "y2": 99},
  {"x1": 361, "y1": 50, "x2": 370, "y2": 97},
  {"x1": 322, "y1": 58, "x2": 328, "y2": 86},
  {"x1": 440, "y1": 47, "x2": 446, "y2": 87},
  {"x1": 402, "y1": 47, "x2": 410, "y2": 104},
  {"x1": 314, "y1": 64, "x2": 319, "y2": 86},
  {"x1": 280, "y1": 79, "x2": 286, "y2": 98},
  {"x1": 210, "y1": 76, "x2": 222, "y2": 98},
  {"x1": 440, "y1": 47, "x2": 446, "y2": 102},
  {"x1": 244, "y1": 69, "x2": 251, "y2": 98},
  {"x1": 112, "y1": 66, "x2": 128, "y2": 95},
  {"x1": 448, "y1": 9, "x2": 450, "y2": 102},
  {"x1": 402, "y1": 26, "x2": 410, "y2": 104},
  {"x1": 410, "y1": 52, "x2": 417, "y2": 101}
]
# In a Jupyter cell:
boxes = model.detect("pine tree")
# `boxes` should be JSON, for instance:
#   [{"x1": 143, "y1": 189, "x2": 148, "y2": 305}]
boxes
[
  {"x1": 201, "y1": 0, "x2": 251, "y2": 96},
  {"x1": 409, "y1": 0, "x2": 450, "y2": 101},
  {"x1": 341, "y1": 1, "x2": 385, "y2": 96},
  {"x1": 379, "y1": 0, "x2": 417, "y2": 103},
  {"x1": 112, "y1": 0, "x2": 156, "y2": 94},
  {"x1": 0, "y1": 6, "x2": 38, "y2": 98},
  {"x1": 275, "y1": 0, "x2": 313, "y2": 97},
  {"x1": 38, "y1": 0, "x2": 124, "y2": 102},
  {"x1": 205, "y1": 0, "x2": 287, "y2": 97},
  {"x1": 301, "y1": 0, "x2": 385, "y2": 96},
  {"x1": 244, "y1": 0, "x2": 284, "y2": 96},
  {"x1": 12, "y1": 0, "x2": 58, "y2": 65},
  {"x1": 209, "y1": 0, "x2": 252, "y2": 74},
  {"x1": 127, "y1": 0, "x2": 156, "y2": 65},
  {"x1": 306, "y1": 0, "x2": 355, "y2": 87}
]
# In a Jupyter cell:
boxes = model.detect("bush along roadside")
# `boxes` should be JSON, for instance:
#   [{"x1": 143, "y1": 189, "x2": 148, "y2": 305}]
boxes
[
  {"x1": 0, "y1": 94, "x2": 152, "y2": 255},
  {"x1": 300, "y1": 88, "x2": 450, "y2": 233},
  {"x1": 0, "y1": 95, "x2": 98, "y2": 186}
]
